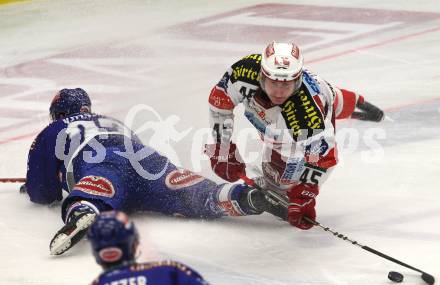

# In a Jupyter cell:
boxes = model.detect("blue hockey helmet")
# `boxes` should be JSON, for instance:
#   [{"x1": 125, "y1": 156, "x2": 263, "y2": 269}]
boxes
[
  {"x1": 49, "y1": 88, "x2": 91, "y2": 121},
  {"x1": 87, "y1": 211, "x2": 139, "y2": 268}
]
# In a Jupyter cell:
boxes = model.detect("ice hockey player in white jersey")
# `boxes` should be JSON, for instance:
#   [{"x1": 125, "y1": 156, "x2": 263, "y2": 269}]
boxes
[{"x1": 205, "y1": 41, "x2": 384, "y2": 230}]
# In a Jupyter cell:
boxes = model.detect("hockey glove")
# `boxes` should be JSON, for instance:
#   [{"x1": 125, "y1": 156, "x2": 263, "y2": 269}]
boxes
[
  {"x1": 245, "y1": 187, "x2": 288, "y2": 220},
  {"x1": 352, "y1": 97, "x2": 384, "y2": 122},
  {"x1": 204, "y1": 143, "x2": 246, "y2": 182},
  {"x1": 287, "y1": 183, "x2": 319, "y2": 230}
]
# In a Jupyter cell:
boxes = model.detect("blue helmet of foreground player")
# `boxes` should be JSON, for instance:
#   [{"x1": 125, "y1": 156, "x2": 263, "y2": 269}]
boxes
[
  {"x1": 87, "y1": 211, "x2": 139, "y2": 268},
  {"x1": 49, "y1": 88, "x2": 91, "y2": 121}
]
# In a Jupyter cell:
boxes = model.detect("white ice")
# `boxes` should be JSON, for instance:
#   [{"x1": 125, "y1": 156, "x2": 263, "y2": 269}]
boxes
[{"x1": 1, "y1": 0, "x2": 439, "y2": 284}]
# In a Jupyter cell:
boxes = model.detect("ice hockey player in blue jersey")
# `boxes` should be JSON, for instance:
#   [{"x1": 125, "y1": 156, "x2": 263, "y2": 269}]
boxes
[
  {"x1": 23, "y1": 88, "x2": 286, "y2": 256},
  {"x1": 88, "y1": 211, "x2": 209, "y2": 285}
]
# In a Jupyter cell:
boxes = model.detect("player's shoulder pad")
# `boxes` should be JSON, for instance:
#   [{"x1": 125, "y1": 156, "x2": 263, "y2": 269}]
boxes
[
  {"x1": 230, "y1": 53, "x2": 262, "y2": 85},
  {"x1": 130, "y1": 260, "x2": 196, "y2": 276}
]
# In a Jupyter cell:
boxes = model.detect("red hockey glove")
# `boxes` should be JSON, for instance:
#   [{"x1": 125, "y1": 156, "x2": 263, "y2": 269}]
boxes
[
  {"x1": 204, "y1": 143, "x2": 246, "y2": 182},
  {"x1": 287, "y1": 183, "x2": 319, "y2": 230}
]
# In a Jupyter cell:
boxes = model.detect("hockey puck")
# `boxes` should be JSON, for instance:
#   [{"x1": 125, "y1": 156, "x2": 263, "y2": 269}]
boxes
[{"x1": 388, "y1": 271, "x2": 404, "y2": 283}]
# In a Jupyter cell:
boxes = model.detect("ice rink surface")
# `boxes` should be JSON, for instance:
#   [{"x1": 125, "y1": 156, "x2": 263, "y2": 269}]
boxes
[{"x1": 1, "y1": 0, "x2": 440, "y2": 284}]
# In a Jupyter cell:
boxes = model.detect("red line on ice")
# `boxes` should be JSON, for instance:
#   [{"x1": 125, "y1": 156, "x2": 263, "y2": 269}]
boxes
[
  {"x1": 308, "y1": 26, "x2": 440, "y2": 64},
  {"x1": 383, "y1": 96, "x2": 440, "y2": 112},
  {"x1": 0, "y1": 132, "x2": 36, "y2": 145}
]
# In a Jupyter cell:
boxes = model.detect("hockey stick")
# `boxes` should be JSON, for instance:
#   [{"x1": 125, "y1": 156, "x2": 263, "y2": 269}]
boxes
[
  {"x1": 0, "y1": 178, "x2": 25, "y2": 183},
  {"x1": 302, "y1": 216, "x2": 435, "y2": 285},
  {"x1": 239, "y1": 175, "x2": 435, "y2": 285}
]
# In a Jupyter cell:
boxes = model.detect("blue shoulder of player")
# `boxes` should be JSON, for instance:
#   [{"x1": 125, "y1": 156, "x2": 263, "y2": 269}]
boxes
[
  {"x1": 25, "y1": 120, "x2": 67, "y2": 205},
  {"x1": 93, "y1": 261, "x2": 209, "y2": 285}
]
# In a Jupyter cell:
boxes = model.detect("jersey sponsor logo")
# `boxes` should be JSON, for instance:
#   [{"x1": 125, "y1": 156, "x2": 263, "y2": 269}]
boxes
[
  {"x1": 73, "y1": 176, "x2": 115, "y2": 198},
  {"x1": 99, "y1": 247, "x2": 123, "y2": 263},
  {"x1": 165, "y1": 169, "x2": 204, "y2": 190},
  {"x1": 281, "y1": 100, "x2": 301, "y2": 138},
  {"x1": 230, "y1": 54, "x2": 262, "y2": 84},
  {"x1": 232, "y1": 65, "x2": 260, "y2": 82},
  {"x1": 281, "y1": 87, "x2": 324, "y2": 141},
  {"x1": 280, "y1": 157, "x2": 305, "y2": 185}
]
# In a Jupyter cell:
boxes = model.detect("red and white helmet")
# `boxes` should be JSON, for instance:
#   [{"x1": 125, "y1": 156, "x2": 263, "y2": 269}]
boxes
[{"x1": 261, "y1": 41, "x2": 304, "y2": 82}]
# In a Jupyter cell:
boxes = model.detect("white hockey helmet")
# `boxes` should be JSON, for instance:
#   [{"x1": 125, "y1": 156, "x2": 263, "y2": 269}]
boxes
[{"x1": 260, "y1": 41, "x2": 304, "y2": 82}]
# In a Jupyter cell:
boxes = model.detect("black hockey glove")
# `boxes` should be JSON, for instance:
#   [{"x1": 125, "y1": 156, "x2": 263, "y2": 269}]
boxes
[
  {"x1": 351, "y1": 100, "x2": 384, "y2": 122},
  {"x1": 243, "y1": 187, "x2": 288, "y2": 221}
]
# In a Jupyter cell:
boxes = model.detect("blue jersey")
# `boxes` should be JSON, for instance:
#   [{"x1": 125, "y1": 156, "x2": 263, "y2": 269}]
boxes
[
  {"x1": 25, "y1": 113, "x2": 254, "y2": 221},
  {"x1": 92, "y1": 260, "x2": 209, "y2": 285},
  {"x1": 26, "y1": 113, "x2": 138, "y2": 205}
]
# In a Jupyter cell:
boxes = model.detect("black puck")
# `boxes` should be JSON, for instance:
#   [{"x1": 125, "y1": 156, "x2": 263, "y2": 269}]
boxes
[{"x1": 388, "y1": 271, "x2": 404, "y2": 283}]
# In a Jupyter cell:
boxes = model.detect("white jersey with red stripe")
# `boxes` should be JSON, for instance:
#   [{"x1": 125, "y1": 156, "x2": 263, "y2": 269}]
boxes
[{"x1": 208, "y1": 54, "x2": 360, "y2": 190}]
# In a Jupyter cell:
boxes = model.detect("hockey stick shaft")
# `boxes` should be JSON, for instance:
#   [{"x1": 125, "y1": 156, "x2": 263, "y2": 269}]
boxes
[
  {"x1": 240, "y1": 175, "x2": 435, "y2": 285},
  {"x1": 302, "y1": 216, "x2": 434, "y2": 284},
  {"x1": 0, "y1": 178, "x2": 25, "y2": 183}
]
